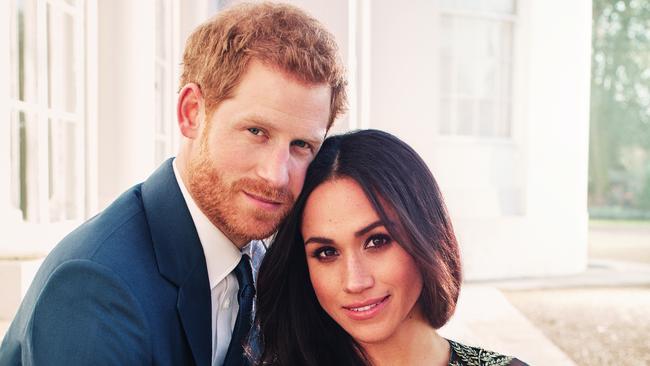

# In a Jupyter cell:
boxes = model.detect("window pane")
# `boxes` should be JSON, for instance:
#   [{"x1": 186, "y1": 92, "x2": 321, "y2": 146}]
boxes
[
  {"x1": 439, "y1": 18, "x2": 453, "y2": 94},
  {"x1": 454, "y1": 17, "x2": 478, "y2": 95},
  {"x1": 457, "y1": 99, "x2": 475, "y2": 135},
  {"x1": 488, "y1": 0, "x2": 516, "y2": 14},
  {"x1": 155, "y1": 140, "x2": 169, "y2": 165},
  {"x1": 11, "y1": 110, "x2": 41, "y2": 222},
  {"x1": 500, "y1": 22, "x2": 514, "y2": 62},
  {"x1": 216, "y1": 0, "x2": 236, "y2": 11},
  {"x1": 439, "y1": 98, "x2": 452, "y2": 134},
  {"x1": 10, "y1": 111, "x2": 24, "y2": 212},
  {"x1": 156, "y1": 0, "x2": 167, "y2": 59},
  {"x1": 438, "y1": 8, "x2": 515, "y2": 139},
  {"x1": 48, "y1": 120, "x2": 79, "y2": 221},
  {"x1": 483, "y1": 63, "x2": 498, "y2": 98},
  {"x1": 439, "y1": 0, "x2": 516, "y2": 15},
  {"x1": 48, "y1": 5, "x2": 77, "y2": 113},
  {"x1": 155, "y1": 64, "x2": 167, "y2": 135},
  {"x1": 478, "y1": 100, "x2": 496, "y2": 137},
  {"x1": 11, "y1": 0, "x2": 38, "y2": 102},
  {"x1": 496, "y1": 101, "x2": 512, "y2": 137}
]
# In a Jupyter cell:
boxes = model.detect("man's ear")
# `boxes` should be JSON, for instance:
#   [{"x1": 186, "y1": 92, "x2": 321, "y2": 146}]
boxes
[{"x1": 177, "y1": 83, "x2": 203, "y2": 139}]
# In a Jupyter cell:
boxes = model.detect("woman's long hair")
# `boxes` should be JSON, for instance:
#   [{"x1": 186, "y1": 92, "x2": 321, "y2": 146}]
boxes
[{"x1": 255, "y1": 129, "x2": 462, "y2": 366}]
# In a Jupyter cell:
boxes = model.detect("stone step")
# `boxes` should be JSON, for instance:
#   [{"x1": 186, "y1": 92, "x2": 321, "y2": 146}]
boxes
[{"x1": 439, "y1": 285, "x2": 577, "y2": 366}]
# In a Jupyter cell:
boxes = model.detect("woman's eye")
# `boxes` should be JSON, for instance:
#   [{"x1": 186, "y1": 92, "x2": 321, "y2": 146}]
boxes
[
  {"x1": 366, "y1": 234, "x2": 392, "y2": 249},
  {"x1": 313, "y1": 247, "x2": 338, "y2": 260}
]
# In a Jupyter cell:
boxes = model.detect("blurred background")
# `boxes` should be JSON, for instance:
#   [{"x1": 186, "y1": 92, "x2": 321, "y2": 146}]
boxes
[{"x1": 0, "y1": 0, "x2": 648, "y2": 365}]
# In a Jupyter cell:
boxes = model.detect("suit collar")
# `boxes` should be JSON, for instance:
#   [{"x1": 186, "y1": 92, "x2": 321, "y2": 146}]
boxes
[{"x1": 141, "y1": 158, "x2": 211, "y2": 366}]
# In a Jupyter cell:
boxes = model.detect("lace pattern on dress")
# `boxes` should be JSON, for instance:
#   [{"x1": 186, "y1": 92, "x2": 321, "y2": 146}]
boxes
[{"x1": 448, "y1": 340, "x2": 516, "y2": 366}]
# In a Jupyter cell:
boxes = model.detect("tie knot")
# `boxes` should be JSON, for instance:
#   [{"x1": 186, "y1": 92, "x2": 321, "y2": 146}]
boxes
[{"x1": 234, "y1": 254, "x2": 255, "y2": 291}]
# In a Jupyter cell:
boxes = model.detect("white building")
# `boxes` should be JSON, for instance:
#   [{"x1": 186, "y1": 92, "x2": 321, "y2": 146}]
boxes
[{"x1": 0, "y1": 0, "x2": 592, "y2": 324}]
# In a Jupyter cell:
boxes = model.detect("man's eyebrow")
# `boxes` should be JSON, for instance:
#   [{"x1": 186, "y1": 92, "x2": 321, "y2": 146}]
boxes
[
  {"x1": 304, "y1": 237, "x2": 334, "y2": 246},
  {"x1": 354, "y1": 220, "x2": 385, "y2": 237},
  {"x1": 241, "y1": 115, "x2": 271, "y2": 128}
]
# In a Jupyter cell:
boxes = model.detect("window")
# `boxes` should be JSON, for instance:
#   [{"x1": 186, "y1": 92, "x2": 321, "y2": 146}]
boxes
[
  {"x1": 438, "y1": 0, "x2": 516, "y2": 139},
  {"x1": 8, "y1": 0, "x2": 86, "y2": 223}
]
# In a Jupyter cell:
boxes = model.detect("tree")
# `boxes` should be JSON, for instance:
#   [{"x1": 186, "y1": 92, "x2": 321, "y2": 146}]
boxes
[{"x1": 590, "y1": 0, "x2": 650, "y2": 213}]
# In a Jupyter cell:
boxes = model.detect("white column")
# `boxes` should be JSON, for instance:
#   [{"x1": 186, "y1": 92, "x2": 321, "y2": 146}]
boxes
[
  {"x1": 97, "y1": 0, "x2": 157, "y2": 209},
  {"x1": 523, "y1": 0, "x2": 591, "y2": 272}
]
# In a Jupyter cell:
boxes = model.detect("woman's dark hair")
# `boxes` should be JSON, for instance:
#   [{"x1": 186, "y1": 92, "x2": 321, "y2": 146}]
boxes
[{"x1": 255, "y1": 129, "x2": 462, "y2": 366}]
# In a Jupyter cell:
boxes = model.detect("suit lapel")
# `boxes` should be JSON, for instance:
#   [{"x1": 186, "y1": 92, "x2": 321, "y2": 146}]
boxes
[
  {"x1": 177, "y1": 263, "x2": 212, "y2": 366},
  {"x1": 141, "y1": 159, "x2": 211, "y2": 366}
]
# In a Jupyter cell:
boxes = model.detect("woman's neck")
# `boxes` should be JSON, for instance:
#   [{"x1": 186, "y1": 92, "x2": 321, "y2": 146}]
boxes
[{"x1": 360, "y1": 311, "x2": 450, "y2": 366}]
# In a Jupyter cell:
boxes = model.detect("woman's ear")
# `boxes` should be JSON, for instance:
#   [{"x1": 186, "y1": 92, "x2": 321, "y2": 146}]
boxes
[{"x1": 177, "y1": 83, "x2": 203, "y2": 139}]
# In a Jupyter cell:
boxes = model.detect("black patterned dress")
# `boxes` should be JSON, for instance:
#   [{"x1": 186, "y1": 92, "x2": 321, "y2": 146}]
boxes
[{"x1": 447, "y1": 340, "x2": 529, "y2": 366}]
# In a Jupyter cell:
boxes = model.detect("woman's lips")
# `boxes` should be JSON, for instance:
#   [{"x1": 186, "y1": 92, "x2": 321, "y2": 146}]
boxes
[{"x1": 342, "y1": 295, "x2": 391, "y2": 321}]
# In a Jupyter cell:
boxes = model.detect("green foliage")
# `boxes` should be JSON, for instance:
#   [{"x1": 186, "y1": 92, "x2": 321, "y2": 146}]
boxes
[{"x1": 589, "y1": 0, "x2": 650, "y2": 216}]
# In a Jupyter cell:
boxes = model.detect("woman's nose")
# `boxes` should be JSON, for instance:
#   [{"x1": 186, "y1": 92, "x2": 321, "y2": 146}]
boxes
[{"x1": 343, "y1": 255, "x2": 374, "y2": 294}]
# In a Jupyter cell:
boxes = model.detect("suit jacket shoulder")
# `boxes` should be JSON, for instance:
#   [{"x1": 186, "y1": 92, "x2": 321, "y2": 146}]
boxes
[{"x1": 0, "y1": 159, "x2": 212, "y2": 366}]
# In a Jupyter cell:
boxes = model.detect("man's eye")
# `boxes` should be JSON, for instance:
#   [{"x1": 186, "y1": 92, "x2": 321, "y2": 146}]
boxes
[
  {"x1": 366, "y1": 234, "x2": 392, "y2": 249},
  {"x1": 248, "y1": 128, "x2": 263, "y2": 136},
  {"x1": 291, "y1": 140, "x2": 310, "y2": 149}
]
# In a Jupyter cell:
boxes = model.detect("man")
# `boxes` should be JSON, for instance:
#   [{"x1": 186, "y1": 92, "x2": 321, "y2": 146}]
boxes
[{"x1": 0, "y1": 3, "x2": 346, "y2": 365}]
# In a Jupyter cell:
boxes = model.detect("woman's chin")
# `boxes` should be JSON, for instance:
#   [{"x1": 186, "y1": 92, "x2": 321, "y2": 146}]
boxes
[{"x1": 342, "y1": 323, "x2": 394, "y2": 345}]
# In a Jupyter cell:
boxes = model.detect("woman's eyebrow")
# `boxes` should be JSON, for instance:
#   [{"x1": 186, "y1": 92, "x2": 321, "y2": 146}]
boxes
[
  {"x1": 304, "y1": 221, "x2": 387, "y2": 245},
  {"x1": 354, "y1": 220, "x2": 384, "y2": 237},
  {"x1": 304, "y1": 237, "x2": 334, "y2": 246}
]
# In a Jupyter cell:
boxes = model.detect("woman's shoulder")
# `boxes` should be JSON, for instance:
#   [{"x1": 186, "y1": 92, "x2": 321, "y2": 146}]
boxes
[{"x1": 447, "y1": 339, "x2": 529, "y2": 366}]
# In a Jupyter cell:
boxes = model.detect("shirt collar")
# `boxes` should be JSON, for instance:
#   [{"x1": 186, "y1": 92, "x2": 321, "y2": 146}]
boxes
[{"x1": 172, "y1": 158, "x2": 241, "y2": 290}]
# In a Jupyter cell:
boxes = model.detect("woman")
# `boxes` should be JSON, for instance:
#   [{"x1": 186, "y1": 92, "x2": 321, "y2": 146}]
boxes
[{"x1": 255, "y1": 130, "x2": 527, "y2": 366}]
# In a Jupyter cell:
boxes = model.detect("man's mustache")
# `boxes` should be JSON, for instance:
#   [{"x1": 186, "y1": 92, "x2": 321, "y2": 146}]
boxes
[{"x1": 233, "y1": 178, "x2": 294, "y2": 204}]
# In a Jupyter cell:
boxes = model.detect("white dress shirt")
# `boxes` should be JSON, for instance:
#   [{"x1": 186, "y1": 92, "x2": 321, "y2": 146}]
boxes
[{"x1": 172, "y1": 160, "x2": 242, "y2": 366}]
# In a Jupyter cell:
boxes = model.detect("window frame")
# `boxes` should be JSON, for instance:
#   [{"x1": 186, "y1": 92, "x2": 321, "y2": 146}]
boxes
[
  {"x1": 435, "y1": 0, "x2": 522, "y2": 144},
  {"x1": 1, "y1": 0, "x2": 97, "y2": 255}
]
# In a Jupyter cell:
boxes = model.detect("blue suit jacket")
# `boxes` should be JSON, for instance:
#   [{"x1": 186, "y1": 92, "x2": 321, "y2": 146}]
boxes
[{"x1": 0, "y1": 159, "x2": 214, "y2": 365}]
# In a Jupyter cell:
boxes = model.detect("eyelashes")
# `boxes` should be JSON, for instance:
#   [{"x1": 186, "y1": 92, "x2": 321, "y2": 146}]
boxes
[
  {"x1": 309, "y1": 233, "x2": 394, "y2": 262},
  {"x1": 311, "y1": 246, "x2": 338, "y2": 260},
  {"x1": 365, "y1": 234, "x2": 392, "y2": 249}
]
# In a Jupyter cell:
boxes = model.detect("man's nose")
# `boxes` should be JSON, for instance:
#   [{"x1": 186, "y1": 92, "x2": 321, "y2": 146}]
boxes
[
  {"x1": 256, "y1": 144, "x2": 291, "y2": 188},
  {"x1": 343, "y1": 255, "x2": 374, "y2": 294}
]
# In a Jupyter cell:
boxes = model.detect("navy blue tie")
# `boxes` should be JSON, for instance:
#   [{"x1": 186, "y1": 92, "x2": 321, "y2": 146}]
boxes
[{"x1": 223, "y1": 255, "x2": 255, "y2": 366}]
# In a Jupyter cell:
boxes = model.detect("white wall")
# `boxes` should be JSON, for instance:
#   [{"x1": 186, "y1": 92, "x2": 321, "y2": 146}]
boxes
[{"x1": 361, "y1": 0, "x2": 591, "y2": 279}]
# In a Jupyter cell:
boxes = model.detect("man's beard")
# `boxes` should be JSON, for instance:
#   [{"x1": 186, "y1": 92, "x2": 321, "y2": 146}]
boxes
[{"x1": 186, "y1": 149, "x2": 295, "y2": 245}]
